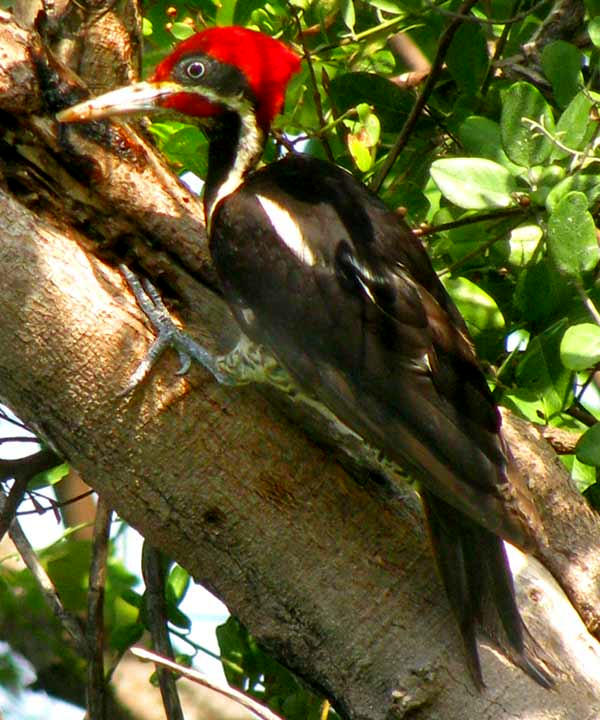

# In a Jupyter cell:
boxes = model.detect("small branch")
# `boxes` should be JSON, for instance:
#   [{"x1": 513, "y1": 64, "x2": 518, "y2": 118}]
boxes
[
  {"x1": 0, "y1": 476, "x2": 30, "y2": 542},
  {"x1": 142, "y1": 543, "x2": 184, "y2": 720},
  {"x1": 481, "y1": 0, "x2": 523, "y2": 95},
  {"x1": 427, "y1": 0, "x2": 551, "y2": 26},
  {"x1": 540, "y1": 425, "x2": 582, "y2": 455},
  {"x1": 289, "y1": 4, "x2": 335, "y2": 162},
  {"x1": 168, "y1": 627, "x2": 245, "y2": 674},
  {"x1": 437, "y1": 224, "x2": 517, "y2": 277},
  {"x1": 315, "y1": 16, "x2": 410, "y2": 54},
  {"x1": 577, "y1": 283, "x2": 600, "y2": 327},
  {"x1": 0, "y1": 447, "x2": 60, "y2": 482},
  {"x1": 371, "y1": 0, "x2": 480, "y2": 193},
  {"x1": 86, "y1": 498, "x2": 113, "y2": 720},
  {"x1": 0, "y1": 448, "x2": 62, "y2": 541},
  {"x1": 130, "y1": 646, "x2": 286, "y2": 720},
  {"x1": 1, "y1": 491, "x2": 88, "y2": 656},
  {"x1": 566, "y1": 404, "x2": 598, "y2": 427},
  {"x1": 16, "y1": 488, "x2": 95, "y2": 516},
  {"x1": 415, "y1": 207, "x2": 524, "y2": 236}
]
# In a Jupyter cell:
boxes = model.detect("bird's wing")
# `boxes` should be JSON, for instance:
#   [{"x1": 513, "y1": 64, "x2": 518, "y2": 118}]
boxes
[{"x1": 210, "y1": 154, "x2": 540, "y2": 550}]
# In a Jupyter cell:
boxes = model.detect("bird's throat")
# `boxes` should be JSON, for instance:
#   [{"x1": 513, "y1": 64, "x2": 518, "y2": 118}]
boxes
[{"x1": 204, "y1": 109, "x2": 265, "y2": 232}]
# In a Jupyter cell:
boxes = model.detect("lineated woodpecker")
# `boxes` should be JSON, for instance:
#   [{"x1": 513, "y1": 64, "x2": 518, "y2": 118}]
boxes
[{"x1": 58, "y1": 26, "x2": 553, "y2": 688}]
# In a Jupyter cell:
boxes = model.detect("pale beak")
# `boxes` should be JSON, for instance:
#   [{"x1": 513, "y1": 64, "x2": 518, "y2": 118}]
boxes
[{"x1": 56, "y1": 81, "x2": 181, "y2": 123}]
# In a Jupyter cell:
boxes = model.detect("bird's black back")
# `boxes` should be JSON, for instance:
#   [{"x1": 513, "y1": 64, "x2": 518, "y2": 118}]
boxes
[{"x1": 210, "y1": 153, "x2": 539, "y2": 548}]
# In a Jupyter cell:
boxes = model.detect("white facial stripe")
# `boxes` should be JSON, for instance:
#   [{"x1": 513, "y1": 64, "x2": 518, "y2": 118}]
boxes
[
  {"x1": 256, "y1": 194, "x2": 316, "y2": 266},
  {"x1": 205, "y1": 101, "x2": 264, "y2": 233}
]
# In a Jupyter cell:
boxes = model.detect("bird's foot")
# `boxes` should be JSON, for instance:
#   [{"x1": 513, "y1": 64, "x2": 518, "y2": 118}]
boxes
[{"x1": 119, "y1": 264, "x2": 236, "y2": 395}]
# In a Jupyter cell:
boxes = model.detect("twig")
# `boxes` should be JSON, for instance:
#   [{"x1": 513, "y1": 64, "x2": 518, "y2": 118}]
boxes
[
  {"x1": 1, "y1": 491, "x2": 88, "y2": 656},
  {"x1": 142, "y1": 543, "x2": 184, "y2": 720},
  {"x1": 315, "y1": 15, "x2": 409, "y2": 54},
  {"x1": 540, "y1": 425, "x2": 582, "y2": 455},
  {"x1": 86, "y1": 498, "x2": 113, "y2": 720},
  {"x1": 577, "y1": 283, "x2": 600, "y2": 327},
  {"x1": 0, "y1": 476, "x2": 30, "y2": 542},
  {"x1": 481, "y1": 0, "x2": 523, "y2": 95},
  {"x1": 16, "y1": 488, "x2": 95, "y2": 516},
  {"x1": 566, "y1": 403, "x2": 598, "y2": 427},
  {"x1": 289, "y1": 4, "x2": 335, "y2": 162},
  {"x1": 0, "y1": 448, "x2": 62, "y2": 541},
  {"x1": 521, "y1": 117, "x2": 600, "y2": 166},
  {"x1": 437, "y1": 223, "x2": 518, "y2": 277},
  {"x1": 427, "y1": 0, "x2": 551, "y2": 25},
  {"x1": 130, "y1": 646, "x2": 287, "y2": 720},
  {"x1": 371, "y1": 0, "x2": 480, "y2": 193},
  {"x1": 415, "y1": 207, "x2": 524, "y2": 236},
  {"x1": 168, "y1": 627, "x2": 245, "y2": 674}
]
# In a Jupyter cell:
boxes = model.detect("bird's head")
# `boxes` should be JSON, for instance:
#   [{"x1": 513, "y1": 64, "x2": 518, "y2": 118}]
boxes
[{"x1": 57, "y1": 26, "x2": 301, "y2": 132}]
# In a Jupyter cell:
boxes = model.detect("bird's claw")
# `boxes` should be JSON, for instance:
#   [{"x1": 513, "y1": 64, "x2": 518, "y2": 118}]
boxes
[{"x1": 118, "y1": 264, "x2": 235, "y2": 395}]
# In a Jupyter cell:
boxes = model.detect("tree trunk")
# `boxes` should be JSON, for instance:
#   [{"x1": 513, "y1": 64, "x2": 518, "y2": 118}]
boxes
[{"x1": 2, "y1": 10, "x2": 600, "y2": 719}]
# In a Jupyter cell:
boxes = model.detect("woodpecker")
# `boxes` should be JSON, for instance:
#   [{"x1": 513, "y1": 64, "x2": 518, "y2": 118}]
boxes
[{"x1": 58, "y1": 26, "x2": 553, "y2": 688}]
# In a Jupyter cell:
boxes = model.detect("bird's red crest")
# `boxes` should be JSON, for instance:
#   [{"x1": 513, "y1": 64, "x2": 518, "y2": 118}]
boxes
[{"x1": 152, "y1": 26, "x2": 301, "y2": 130}]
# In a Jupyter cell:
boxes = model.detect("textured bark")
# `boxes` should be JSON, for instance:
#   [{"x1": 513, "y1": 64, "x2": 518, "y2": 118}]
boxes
[{"x1": 2, "y1": 10, "x2": 600, "y2": 719}]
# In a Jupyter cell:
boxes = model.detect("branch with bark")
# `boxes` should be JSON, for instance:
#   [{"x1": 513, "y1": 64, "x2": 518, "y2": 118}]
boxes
[{"x1": 1, "y1": 9, "x2": 600, "y2": 719}]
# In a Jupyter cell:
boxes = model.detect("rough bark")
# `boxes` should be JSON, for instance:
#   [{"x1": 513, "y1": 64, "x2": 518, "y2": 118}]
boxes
[{"x1": 2, "y1": 10, "x2": 600, "y2": 719}]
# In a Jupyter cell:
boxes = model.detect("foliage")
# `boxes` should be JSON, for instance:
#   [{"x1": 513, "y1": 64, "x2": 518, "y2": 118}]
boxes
[{"x1": 217, "y1": 616, "x2": 336, "y2": 720}]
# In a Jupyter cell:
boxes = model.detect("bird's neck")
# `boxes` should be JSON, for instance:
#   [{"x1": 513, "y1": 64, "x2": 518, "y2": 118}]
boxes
[{"x1": 204, "y1": 110, "x2": 266, "y2": 232}]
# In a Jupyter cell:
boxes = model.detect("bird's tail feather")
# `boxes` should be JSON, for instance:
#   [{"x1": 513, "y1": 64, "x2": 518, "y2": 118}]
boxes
[{"x1": 421, "y1": 489, "x2": 554, "y2": 689}]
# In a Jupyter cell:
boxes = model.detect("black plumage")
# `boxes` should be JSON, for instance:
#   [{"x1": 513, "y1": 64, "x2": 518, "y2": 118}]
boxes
[{"x1": 210, "y1": 152, "x2": 551, "y2": 687}]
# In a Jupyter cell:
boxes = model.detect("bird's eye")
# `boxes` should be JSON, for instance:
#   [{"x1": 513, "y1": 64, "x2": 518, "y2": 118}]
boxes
[{"x1": 186, "y1": 61, "x2": 205, "y2": 79}]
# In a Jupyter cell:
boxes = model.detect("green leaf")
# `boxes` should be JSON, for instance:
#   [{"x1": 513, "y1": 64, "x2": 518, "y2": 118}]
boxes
[
  {"x1": 516, "y1": 321, "x2": 573, "y2": 419},
  {"x1": 547, "y1": 191, "x2": 600, "y2": 277},
  {"x1": 167, "y1": 564, "x2": 190, "y2": 604},
  {"x1": 341, "y1": 0, "x2": 356, "y2": 33},
  {"x1": 560, "y1": 323, "x2": 600, "y2": 370},
  {"x1": 216, "y1": 0, "x2": 238, "y2": 26},
  {"x1": 576, "y1": 424, "x2": 600, "y2": 466},
  {"x1": 167, "y1": 605, "x2": 191, "y2": 630},
  {"x1": 446, "y1": 23, "x2": 489, "y2": 96},
  {"x1": 357, "y1": 103, "x2": 380, "y2": 146},
  {"x1": 29, "y1": 462, "x2": 70, "y2": 490},
  {"x1": 513, "y1": 259, "x2": 567, "y2": 323},
  {"x1": 457, "y1": 116, "x2": 520, "y2": 173},
  {"x1": 348, "y1": 134, "x2": 373, "y2": 171},
  {"x1": 545, "y1": 173, "x2": 600, "y2": 213},
  {"x1": 110, "y1": 621, "x2": 144, "y2": 654},
  {"x1": 121, "y1": 588, "x2": 143, "y2": 609},
  {"x1": 430, "y1": 158, "x2": 517, "y2": 209},
  {"x1": 508, "y1": 224, "x2": 543, "y2": 266},
  {"x1": 142, "y1": 18, "x2": 153, "y2": 36},
  {"x1": 329, "y1": 73, "x2": 413, "y2": 133},
  {"x1": 552, "y1": 92, "x2": 595, "y2": 160},
  {"x1": 571, "y1": 456, "x2": 597, "y2": 492},
  {"x1": 368, "y1": 0, "x2": 402, "y2": 11},
  {"x1": 441, "y1": 277, "x2": 505, "y2": 334},
  {"x1": 149, "y1": 122, "x2": 208, "y2": 178},
  {"x1": 501, "y1": 82, "x2": 555, "y2": 166},
  {"x1": 590, "y1": 17, "x2": 600, "y2": 47},
  {"x1": 170, "y1": 22, "x2": 195, "y2": 40},
  {"x1": 501, "y1": 387, "x2": 544, "y2": 423},
  {"x1": 541, "y1": 41, "x2": 583, "y2": 108}
]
